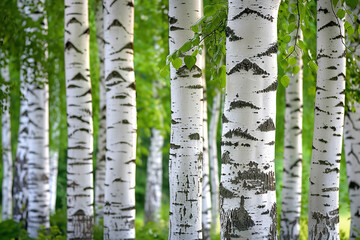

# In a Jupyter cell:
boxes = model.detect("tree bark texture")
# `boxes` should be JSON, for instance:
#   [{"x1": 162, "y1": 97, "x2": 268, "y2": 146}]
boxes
[
  {"x1": 308, "y1": 1, "x2": 346, "y2": 239},
  {"x1": 1, "y1": 65, "x2": 13, "y2": 220},
  {"x1": 220, "y1": 1, "x2": 280, "y2": 239},
  {"x1": 345, "y1": 102, "x2": 360, "y2": 240},
  {"x1": 168, "y1": 0, "x2": 204, "y2": 238},
  {"x1": 49, "y1": 151, "x2": 58, "y2": 214},
  {"x1": 144, "y1": 128, "x2": 164, "y2": 223},
  {"x1": 209, "y1": 89, "x2": 221, "y2": 232},
  {"x1": 95, "y1": 0, "x2": 106, "y2": 225},
  {"x1": 280, "y1": 2, "x2": 303, "y2": 239},
  {"x1": 64, "y1": 0, "x2": 94, "y2": 238},
  {"x1": 103, "y1": 0, "x2": 137, "y2": 239}
]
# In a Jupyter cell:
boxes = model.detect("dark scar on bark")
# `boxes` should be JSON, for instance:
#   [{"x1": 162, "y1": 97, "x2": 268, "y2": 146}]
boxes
[
  {"x1": 232, "y1": 7, "x2": 274, "y2": 22},
  {"x1": 228, "y1": 59, "x2": 269, "y2": 76},
  {"x1": 257, "y1": 118, "x2": 276, "y2": 132}
]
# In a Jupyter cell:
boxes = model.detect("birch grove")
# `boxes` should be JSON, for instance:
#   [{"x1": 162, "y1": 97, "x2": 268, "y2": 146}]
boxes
[
  {"x1": 95, "y1": 0, "x2": 106, "y2": 225},
  {"x1": 64, "y1": 0, "x2": 94, "y2": 238},
  {"x1": 103, "y1": 0, "x2": 137, "y2": 238},
  {"x1": 220, "y1": 0, "x2": 280, "y2": 238},
  {"x1": 308, "y1": 0, "x2": 346, "y2": 239},
  {"x1": 280, "y1": 2, "x2": 303, "y2": 239},
  {"x1": 168, "y1": 0, "x2": 204, "y2": 238},
  {"x1": 1, "y1": 65, "x2": 12, "y2": 220}
]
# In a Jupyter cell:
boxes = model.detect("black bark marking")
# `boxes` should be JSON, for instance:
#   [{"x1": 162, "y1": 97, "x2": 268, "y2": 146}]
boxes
[
  {"x1": 221, "y1": 151, "x2": 233, "y2": 164},
  {"x1": 170, "y1": 26, "x2": 184, "y2": 31},
  {"x1": 232, "y1": 8, "x2": 274, "y2": 22},
  {"x1": 224, "y1": 128, "x2": 258, "y2": 141},
  {"x1": 228, "y1": 59, "x2": 269, "y2": 76},
  {"x1": 318, "y1": 21, "x2": 338, "y2": 31},
  {"x1": 289, "y1": 159, "x2": 302, "y2": 169},
  {"x1": 310, "y1": 211, "x2": 339, "y2": 238},
  {"x1": 65, "y1": 41, "x2": 83, "y2": 53},
  {"x1": 269, "y1": 203, "x2": 277, "y2": 239},
  {"x1": 168, "y1": 16, "x2": 178, "y2": 24},
  {"x1": 257, "y1": 118, "x2": 276, "y2": 132},
  {"x1": 349, "y1": 181, "x2": 360, "y2": 190},
  {"x1": 318, "y1": 160, "x2": 333, "y2": 166},
  {"x1": 127, "y1": 1, "x2": 134, "y2": 7},
  {"x1": 72, "y1": 210, "x2": 93, "y2": 239},
  {"x1": 186, "y1": 85, "x2": 203, "y2": 89},
  {"x1": 110, "y1": 42, "x2": 133, "y2": 55},
  {"x1": 335, "y1": 102, "x2": 344, "y2": 107},
  {"x1": 327, "y1": 66, "x2": 337, "y2": 70},
  {"x1": 66, "y1": 17, "x2": 82, "y2": 26},
  {"x1": 318, "y1": 138, "x2": 328, "y2": 144},
  {"x1": 105, "y1": 71, "x2": 126, "y2": 82},
  {"x1": 220, "y1": 184, "x2": 236, "y2": 198},
  {"x1": 113, "y1": 178, "x2": 126, "y2": 182},
  {"x1": 170, "y1": 144, "x2": 181, "y2": 149},
  {"x1": 256, "y1": 43, "x2": 278, "y2": 57},
  {"x1": 229, "y1": 100, "x2": 260, "y2": 111},
  {"x1": 256, "y1": 81, "x2": 278, "y2": 93},
  {"x1": 230, "y1": 196, "x2": 255, "y2": 231},
  {"x1": 324, "y1": 168, "x2": 339, "y2": 173},
  {"x1": 322, "y1": 187, "x2": 339, "y2": 192},
  {"x1": 318, "y1": 8, "x2": 329, "y2": 14},
  {"x1": 107, "y1": 19, "x2": 130, "y2": 34},
  {"x1": 221, "y1": 141, "x2": 239, "y2": 147},
  {"x1": 222, "y1": 114, "x2": 230, "y2": 123},
  {"x1": 188, "y1": 133, "x2": 200, "y2": 140},
  {"x1": 79, "y1": 28, "x2": 90, "y2": 36},
  {"x1": 225, "y1": 26, "x2": 243, "y2": 42},
  {"x1": 78, "y1": 89, "x2": 92, "y2": 98},
  {"x1": 71, "y1": 73, "x2": 87, "y2": 81},
  {"x1": 266, "y1": 141, "x2": 275, "y2": 145}
]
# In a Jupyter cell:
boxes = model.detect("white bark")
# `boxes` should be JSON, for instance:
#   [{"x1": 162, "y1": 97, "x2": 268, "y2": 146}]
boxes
[
  {"x1": 95, "y1": 0, "x2": 106, "y2": 225},
  {"x1": 220, "y1": 1, "x2": 280, "y2": 239},
  {"x1": 202, "y1": 74, "x2": 212, "y2": 240},
  {"x1": 209, "y1": 89, "x2": 221, "y2": 232},
  {"x1": 49, "y1": 151, "x2": 58, "y2": 214},
  {"x1": 345, "y1": 102, "x2": 360, "y2": 240},
  {"x1": 65, "y1": 0, "x2": 94, "y2": 238},
  {"x1": 12, "y1": 76, "x2": 28, "y2": 225},
  {"x1": 168, "y1": 0, "x2": 204, "y2": 238},
  {"x1": 308, "y1": 1, "x2": 346, "y2": 239},
  {"x1": 1, "y1": 65, "x2": 13, "y2": 220},
  {"x1": 144, "y1": 128, "x2": 164, "y2": 223},
  {"x1": 280, "y1": 3, "x2": 303, "y2": 239},
  {"x1": 103, "y1": 0, "x2": 136, "y2": 239}
]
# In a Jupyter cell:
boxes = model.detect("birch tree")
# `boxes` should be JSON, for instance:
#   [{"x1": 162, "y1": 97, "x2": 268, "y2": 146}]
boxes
[
  {"x1": 95, "y1": 0, "x2": 106, "y2": 225},
  {"x1": 49, "y1": 151, "x2": 58, "y2": 214},
  {"x1": 280, "y1": 2, "x2": 303, "y2": 240},
  {"x1": 308, "y1": 1, "x2": 346, "y2": 239},
  {"x1": 220, "y1": 0, "x2": 280, "y2": 238},
  {"x1": 168, "y1": 0, "x2": 204, "y2": 238},
  {"x1": 65, "y1": 0, "x2": 94, "y2": 238},
  {"x1": 103, "y1": 0, "x2": 137, "y2": 238},
  {"x1": 1, "y1": 65, "x2": 12, "y2": 220},
  {"x1": 209, "y1": 89, "x2": 221, "y2": 232},
  {"x1": 144, "y1": 127, "x2": 164, "y2": 223}
]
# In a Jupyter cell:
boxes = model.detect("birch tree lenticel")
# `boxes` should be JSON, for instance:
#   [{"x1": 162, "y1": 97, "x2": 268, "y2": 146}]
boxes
[
  {"x1": 65, "y1": 0, "x2": 94, "y2": 238},
  {"x1": 220, "y1": 0, "x2": 280, "y2": 238},
  {"x1": 103, "y1": 0, "x2": 137, "y2": 239},
  {"x1": 308, "y1": 0, "x2": 346, "y2": 239},
  {"x1": 168, "y1": 0, "x2": 204, "y2": 238}
]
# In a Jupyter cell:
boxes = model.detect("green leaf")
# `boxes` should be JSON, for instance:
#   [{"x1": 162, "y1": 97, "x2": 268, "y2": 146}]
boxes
[
  {"x1": 288, "y1": 22, "x2": 296, "y2": 33},
  {"x1": 288, "y1": 14, "x2": 296, "y2": 22},
  {"x1": 288, "y1": 46, "x2": 295, "y2": 54},
  {"x1": 332, "y1": 0, "x2": 340, "y2": 7},
  {"x1": 284, "y1": 35, "x2": 291, "y2": 43},
  {"x1": 336, "y1": 9, "x2": 346, "y2": 19},
  {"x1": 358, "y1": 26, "x2": 360, "y2": 34},
  {"x1": 347, "y1": 25, "x2": 355, "y2": 35},
  {"x1": 160, "y1": 67, "x2": 169, "y2": 78},
  {"x1": 184, "y1": 55, "x2": 196, "y2": 70},
  {"x1": 179, "y1": 42, "x2": 192, "y2": 53},
  {"x1": 346, "y1": 0, "x2": 358, "y2": 9},
  {"x1": 280, "y1": 59, "x2": 289, "y2": 70},
  {"x1": 172, "y1": 58, "x2": 182, "y2": 70},
  {"x1": 288, "y1": 57, "x2": 297, "y2": 66},
  {"x1": 281, "y1": 75, "x2": 290, "y2": 87},
  {"x1": 219, "y1": 65, "x2": 226, "y2": 89},
  {"x1": 191, "y1": 24, "x2": 199, "y2": 33},
  {"x1": 293, "y1": 65, "x2": 300, "y2": 75},
  {"x1": 309, "y1": 61, "x2": 318, "y2": 73},
  {"x1": 298, "y1": 40, "x2": 306, "y2": 50}
]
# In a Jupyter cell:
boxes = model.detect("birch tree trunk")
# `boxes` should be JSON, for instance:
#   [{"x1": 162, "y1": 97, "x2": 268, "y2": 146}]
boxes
[
  {"x1": 12, "y1": 77, "x2": 28, "y2": 225},
  {"x1": 209, "y1": 89, "x2": 221, "y2": 232},
  {"x1": 202, "y1": 74, "x2": 212, "y2": 240},
  {"x1": 103, "y1": 0, "x2": 136, "y2": 239},
  {"x1": 308, "y1": 1, "x2": 346, "y2": 239},
  {"x1": 220, "y1": 1, "x2": 280, "y2": 238},
  {"x1": 49, "y1": 151, "x2": 58, "y2": 214},
  {"x1": 168, "y1": 0, "x2": 204, "y2": 238},
  {"x1": 1, "y1": 65, "x2": 12, "y2": 220},
  {"x1": 95, "y1": 0, "x2": 106, "y2": 225},
  {"x1": 345, "y1": 102, "x2": 360, "y2": 240},
  {"x1": 144, "y1": 128, "x2": 164, "y2": 223},
  {"x1": 280, "y1": 3, "x2": 303, "y2": 239},
  {"x1": 64, "y1": 0, "x2": 94, "y2": 238}
]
